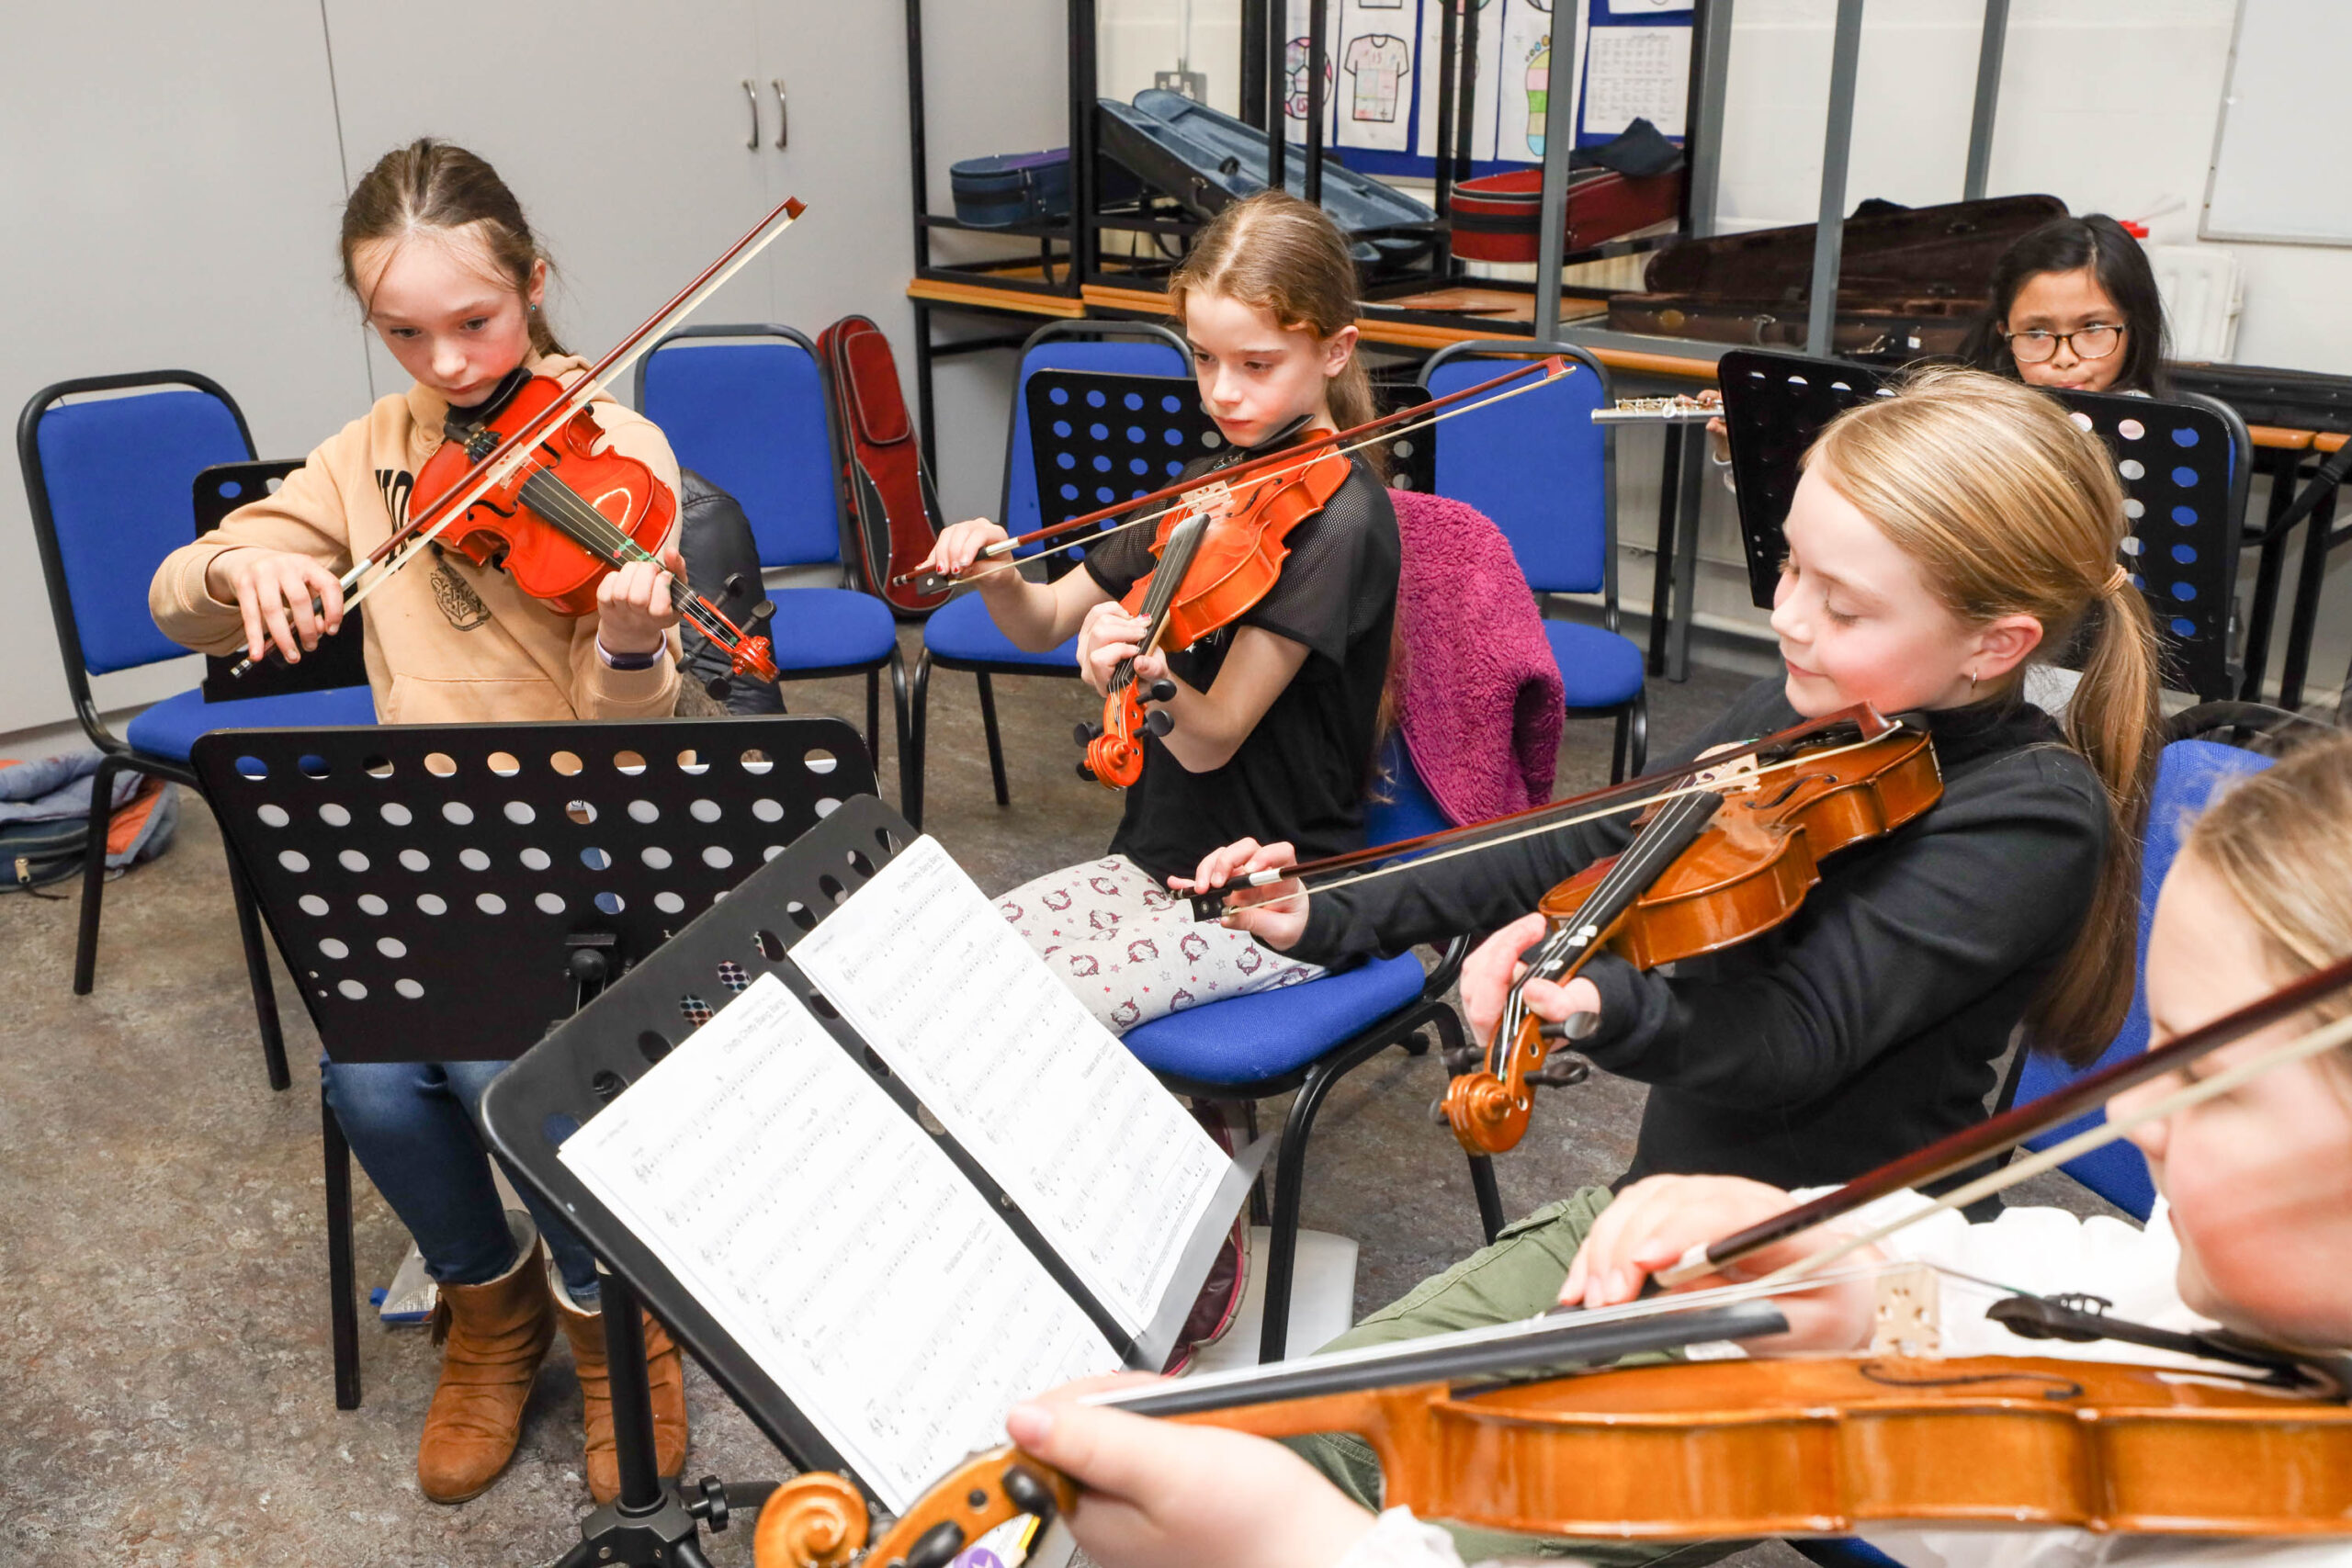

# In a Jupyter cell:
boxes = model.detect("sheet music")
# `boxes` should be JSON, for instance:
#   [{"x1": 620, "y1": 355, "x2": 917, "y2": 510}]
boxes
[
  {"x1": 559, "y1": 973, "x2": 1119, "y2": 1512},
  {"x1": 1582, "y1": 25, "x2": 1690, "y2": 138},
  {"x1": 789, "y1": 837, "x2": 1228, "y2": 1337}
]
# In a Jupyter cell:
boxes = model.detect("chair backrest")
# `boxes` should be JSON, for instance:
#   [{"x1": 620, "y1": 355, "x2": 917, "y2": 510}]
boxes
[
  {"x1": 1001, "y1": 322, "x2": 1189, "y2": 554},
  {"x1": 636, "y1": 325, "x2": 843, "y2": 570},
  {"x1": 18, "y1": 372, "x2": 255, "y2": 686},
  {"x1": 2011, "y1": 736, "x2": 2275, "y2": 1218},
  {"x1": 1419, "y1": 341, "x2": 1613, "y2": 598}
]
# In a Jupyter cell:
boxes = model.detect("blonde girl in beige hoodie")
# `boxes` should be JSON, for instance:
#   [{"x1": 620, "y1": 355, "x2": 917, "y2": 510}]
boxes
[{"x1": 149, "y1": 139, "x2": 687, "y2": 1507}]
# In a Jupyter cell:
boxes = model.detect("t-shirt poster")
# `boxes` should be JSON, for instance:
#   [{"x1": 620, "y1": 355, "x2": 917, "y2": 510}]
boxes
[{"x1": 1278, "y1": 0, "x2": 1688, "y2": 179}]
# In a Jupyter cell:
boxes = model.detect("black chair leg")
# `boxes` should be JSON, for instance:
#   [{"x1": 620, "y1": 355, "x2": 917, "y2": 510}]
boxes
[
  {"x1": 323, "y1": 1087, "x2": 362, "y2": 1410},
  {"x1": 71, "y1": 754, "x2": 123, "y2": 995},
  {"x1": 865, "y1": 668, "x2": 882, "y2": 771},
  {"x1": 226, "y1": 845, "x2": 292, "y2": 1092},
  {"x1": 888, "y1": 649, "x2": 915, "y2": 821},
  {"x1": 976, "y1": 672, "x2": 1011, "y2": 807},
  {"x1": 907, "y1": 650, "x2": 933, "y2": 830},
  {"x1": 1260, "y1": 1053, "x2": 1360, "y2": 1362}
]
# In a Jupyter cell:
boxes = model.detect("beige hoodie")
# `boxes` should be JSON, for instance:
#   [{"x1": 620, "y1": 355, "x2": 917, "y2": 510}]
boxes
[{"x1": 150, "y1": 355, "x2": 682, "y2": 724}]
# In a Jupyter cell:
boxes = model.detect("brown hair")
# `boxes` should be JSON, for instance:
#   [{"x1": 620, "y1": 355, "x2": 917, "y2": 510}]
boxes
[
  {"x1": 339, "y1": 139, "x2": 566, "y2": 358},
  {"x1": 1809, "y1": 366, "x2": 2161, "y2": 1064},
  {"x1": 2183, "y1": 734, "x2": 2352, "y2": 1035},
  {"x1": 1167, "y1": 192, "x2": 1375, "y2": 441}
]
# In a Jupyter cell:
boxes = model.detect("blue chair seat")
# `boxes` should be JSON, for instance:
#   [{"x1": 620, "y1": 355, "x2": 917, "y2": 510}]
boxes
[
  {"x1": 1545, "y1": 621, "x2": 1645, "y2": 711},
  {"x1": 923, "y1": 593, "x2": 1080, "y2": 669},
  {"x1": 766, "y1": 587, "x2": 899, "y2": 671},
  {"x1": 126, "y1": 683, "x2": 378, "y2": 764},
  {"x1": 1122, "y1": 953, "x2": 1429, "y2": 1085}
]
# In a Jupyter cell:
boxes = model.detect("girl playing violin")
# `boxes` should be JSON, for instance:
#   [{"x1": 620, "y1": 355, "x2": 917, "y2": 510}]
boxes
[
  {"x1": 1186, "y1": 367, "x2": 2163, "y2": 1192},
  {"x1": 147, "y1": 140, "x2": 687, "y2": 1507},
  {"x1": 1005, "y1": 730, "x2": 2352, "y2": 1568},
  {"x1": 917, "y1": 192, "x2": 1400, "y2": 1034}
]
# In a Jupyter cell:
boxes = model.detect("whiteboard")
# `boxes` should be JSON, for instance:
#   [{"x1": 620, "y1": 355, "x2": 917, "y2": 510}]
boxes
[{"x1": 2202, "y1": 0, "x2": 2352, "y2": 246}]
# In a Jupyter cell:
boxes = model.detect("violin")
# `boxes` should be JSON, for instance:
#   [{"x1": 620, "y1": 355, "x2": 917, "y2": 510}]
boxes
[
  {"x1": 1076, "y1": 431, "x2": 1352, "y2": 789},
  {"x1": 231, "y1": 195, "x2": 808, "y2": 689},
  {"x1": 1446, "y1": 713, "x2": 1941, "y2": 1156},
  {"x1": 419, "y1": 368, "x2": 781, "y2": 693},
  {"x1": 751, "y1": 953, "x2": 2352, "y2": 1568}
]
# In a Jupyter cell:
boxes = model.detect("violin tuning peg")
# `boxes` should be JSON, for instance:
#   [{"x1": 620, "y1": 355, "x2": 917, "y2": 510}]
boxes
[
  {"x1": 1144, "y1": 708, "x2": 1175, "y2": 738},
  {"x1": 1076, "y1": 761, "x2": 1097, "y2": 781},
  {"x1": 1427, "y1": 1097, "x2": 1452, "y2": 1127},
  {"x1": 1147, "y1": 679, "x2": 1177, "y2": 704},
  {"x1": 749, "y1": 598, "x2": 777, "y2": 626},
  {"x1": 705, "y1": 677, "x2": 733, "y2": 702},
  {"x1": 1074, "y1": 722, "x2": 1103, "y2": 744},
  {"x1": 723, "y1": 571, "x2": 749, "y2": 601},
  {"x1": 1536, "y1": 1013, "x2": 1600, "y2": 1043}
]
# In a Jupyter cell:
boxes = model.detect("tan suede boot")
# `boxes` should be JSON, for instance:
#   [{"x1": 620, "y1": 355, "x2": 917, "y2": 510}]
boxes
[
  {"x1": 553, "y1": 1280, "x2": 689, "y2": 1505},
  {"x1": 416, "y1": 1236, "x2": 555, "y2": 1504}
]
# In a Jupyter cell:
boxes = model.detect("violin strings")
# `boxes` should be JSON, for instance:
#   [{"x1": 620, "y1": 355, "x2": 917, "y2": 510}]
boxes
[
  {"x1": 1725, "y1": 1007, "x2": 2352, "y2": 1293},
  {"x1": 939, "y1": 361, "x2": 1579, "y2": 596},
  {"x1": 1208, "y1": 731, "x2": 1893, "y2": 917}
]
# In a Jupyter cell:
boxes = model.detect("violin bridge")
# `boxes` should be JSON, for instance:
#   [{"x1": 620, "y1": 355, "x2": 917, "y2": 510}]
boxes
[
  {"x1": 1184, "y1": 479, "x2": 1237, "y2": 518},
  {"x1": 1868, "y1": 1261, "x2": 1943, "y2": 1357}
]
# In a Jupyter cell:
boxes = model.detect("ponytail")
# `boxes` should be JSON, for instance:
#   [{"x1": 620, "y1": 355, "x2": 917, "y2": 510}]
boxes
[{"x1": 1810, "y1": 367, "x2": 2163, "y2": 1062}]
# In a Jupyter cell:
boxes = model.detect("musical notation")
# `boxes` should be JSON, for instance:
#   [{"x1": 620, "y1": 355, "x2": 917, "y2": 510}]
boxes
[
  {"x1": 559, "y1": 974, "x2": 1119, "y2": 1511},
  {"x1": 789, "y1": 837, "x2": 1228, "y2": 1336}
]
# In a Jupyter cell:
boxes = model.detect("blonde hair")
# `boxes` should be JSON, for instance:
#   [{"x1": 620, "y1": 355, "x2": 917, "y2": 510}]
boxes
[
  {"x1": 2183, "y1": 734, "x2": 2352, "y2": 1037},
  {"x1": 1167, "y1": 192, "x2": 1376, "y2": 443},
  {"x1": 341, "y1": 139, "x2": 565, "y2": 359},
  {"x1": 1809, "y1": 366, "x2": 2161, "y2": 1063}
]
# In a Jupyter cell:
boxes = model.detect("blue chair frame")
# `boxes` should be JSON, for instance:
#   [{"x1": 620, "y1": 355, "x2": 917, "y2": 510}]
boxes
[
  {"x1": 634, "y1": 324, "x2": 912, "y2": 807},
  {"x1": 1122, "y1": 742, "x2": 1506, "y2": 1360},
  {"x1": 906, "y1": 319, "x2": 1193, "y2": 826},
  {"x1": 17, "y1": 370, "x2": 364, "y2": 1092},
  {"x1": 1419, "y1": 340, "x2": 1647, "y2": 782}
]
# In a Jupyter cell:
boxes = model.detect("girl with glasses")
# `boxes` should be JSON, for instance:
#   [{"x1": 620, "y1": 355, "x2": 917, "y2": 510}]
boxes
[{"x1": 1962, "y1": 213, "x2": 2173, "y2": 397}]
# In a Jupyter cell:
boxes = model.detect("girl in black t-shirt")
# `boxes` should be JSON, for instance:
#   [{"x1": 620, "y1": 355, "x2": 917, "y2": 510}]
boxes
[{"x1": 916, "y1": 192, "x2": 1399, "y2": 1034}]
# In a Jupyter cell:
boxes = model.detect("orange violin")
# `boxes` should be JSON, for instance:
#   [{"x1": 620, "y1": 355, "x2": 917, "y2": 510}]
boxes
[{"x1": 1077, "y1": 430, "x2": 1351, "y2": 789}]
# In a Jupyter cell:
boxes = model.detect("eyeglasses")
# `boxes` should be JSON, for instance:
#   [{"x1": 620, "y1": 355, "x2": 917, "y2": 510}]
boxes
[{"x1": 2004, "y1": 323, "x2": 2124, "y2": 364}]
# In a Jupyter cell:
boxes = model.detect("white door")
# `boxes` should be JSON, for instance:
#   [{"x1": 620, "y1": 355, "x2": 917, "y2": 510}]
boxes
[
  {"x1": 323, "y1": 0, "x2": 778, "y2": 397},
  {"x1": 0, "y1": 6, "x2": 374, "y2": 735}
]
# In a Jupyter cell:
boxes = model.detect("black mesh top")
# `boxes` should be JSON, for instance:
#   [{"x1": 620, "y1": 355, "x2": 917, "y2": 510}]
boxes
[{"x1": 1081, "y1": 450, "x2": 1400, "y2": 886}]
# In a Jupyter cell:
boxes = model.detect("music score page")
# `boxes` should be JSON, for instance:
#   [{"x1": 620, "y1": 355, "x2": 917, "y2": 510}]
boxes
[
  {"x1": 558, "y1": 972, "x2": 1119, "y2": 1511},
  {"x1": 788, "y1": 835, "x2": 1228, "y2": 1337}
]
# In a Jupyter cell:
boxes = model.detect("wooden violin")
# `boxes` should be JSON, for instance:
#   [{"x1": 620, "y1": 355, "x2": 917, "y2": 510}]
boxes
[
  {"x1": 1076, "y1": 431, "x2": 1351, "y2": 789},
  {"x1": 232, "y1": 194, "x2": 808, "y2": 687},
  {"x1": 752, "y1": 953, "x2": 2352, "y2": 1568},
  {"x1": 420, "y1": 368, "x2": 780, "y2": 693},
  {"x1": 1446, "y1": 714, "x2": 1941, "y2": 1156}
]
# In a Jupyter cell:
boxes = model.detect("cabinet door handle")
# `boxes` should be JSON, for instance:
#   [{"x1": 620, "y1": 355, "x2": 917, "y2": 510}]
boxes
[
  {"x1": 771, "y1": 79, "x2": 788, "y2": 150},
  {"x1": 741, "y1": 79, "x2": 760, "y2": 149}
]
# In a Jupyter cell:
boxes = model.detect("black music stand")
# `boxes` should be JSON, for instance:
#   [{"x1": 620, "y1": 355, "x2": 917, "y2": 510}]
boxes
[
  {"x1": 192, "y1": 459, "x2": 371, "y2": 701},
  {"x1": 1718, "y1": 349, "x2": 2247, "y2": 701},
  {"x1": 191, "y1": 716, "x2": 870, "y2": 1419},
  {"x1": 1025, "y1": 369, "x2": 1221, "y2": 544},
  {"x1": 477, "y1": 792, "x2": 1260, "y2": 1548}
]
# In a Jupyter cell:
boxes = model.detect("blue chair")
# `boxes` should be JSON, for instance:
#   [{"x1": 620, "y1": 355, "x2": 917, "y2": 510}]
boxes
[
  {"x1": 2001, "y1": 724, "x2": 2279, "y2": 1219},
  {"x1": 907, "y1": 320, "x2": 1192, "y2": 827},
  {"x1": 1121, "y1": 737, "x2": 1504, "y2": 1360},
  {"x1": 1418, "y1": 341, "x2": 1647, "y2": 782},
  {"x1": 636, "y1": 324, "x2": 913, "y2": 809},
  {"x1": 17, "y1": 371, "x2": 378, "y2": 1092}
]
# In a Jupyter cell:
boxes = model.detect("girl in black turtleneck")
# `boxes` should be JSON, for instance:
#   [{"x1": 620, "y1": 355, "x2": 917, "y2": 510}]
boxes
[{"x1": 1185, "y1": 366, "x2": 2163, "y2": 1193}]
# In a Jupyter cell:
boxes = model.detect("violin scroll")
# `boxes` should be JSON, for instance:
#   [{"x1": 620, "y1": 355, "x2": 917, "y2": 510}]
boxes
[{"x1": 753, "y1": 1449, "x2": 1074, "y2": 1568}]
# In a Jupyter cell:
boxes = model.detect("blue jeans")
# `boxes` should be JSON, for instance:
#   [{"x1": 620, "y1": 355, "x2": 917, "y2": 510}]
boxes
[{"x1": 322, "y1": 1056, "x2": 600, "y2": 1304}]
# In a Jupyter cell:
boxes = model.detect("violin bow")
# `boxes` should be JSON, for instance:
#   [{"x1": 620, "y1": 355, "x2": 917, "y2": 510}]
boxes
[
  {"x1": 898, "y1": 355, "x2": 1578, "y2": 598},
  {"x1": 232, "y1": 193, "x2": 809, "y2": 676},
  {"x1": 1660, "y1": 952, "x2": 2352, "y2": 1289},
  {"x1": 1188, "y1": 705, "x2": 1913, "y2": 921}
]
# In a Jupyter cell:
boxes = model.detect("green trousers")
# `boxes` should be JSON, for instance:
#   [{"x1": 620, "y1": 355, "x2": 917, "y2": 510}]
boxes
[{"x1": 1284, "y1": 1188, "x2": 1747, "y2": 1567}]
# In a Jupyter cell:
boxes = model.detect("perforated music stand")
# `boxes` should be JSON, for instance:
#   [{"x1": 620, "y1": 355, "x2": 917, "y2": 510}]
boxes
[
  {"x1": 1025, "y1": 368, "x2": 1221, "y2": 545},
  {"x1": 1718, "y1": 348, "x2": 2246, "y2": 701},
  {"x1": 477, "y1": 792, "x2": 1259, "y2": 1525},
  {"x1": 192, "y1": 459, "x2": 369, "y2": 701}
]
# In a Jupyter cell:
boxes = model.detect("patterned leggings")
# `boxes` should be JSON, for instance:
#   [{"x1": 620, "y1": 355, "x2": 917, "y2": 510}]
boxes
[{"x1": 997, "y1": 854, "x2": 1323, "y2": 1034}]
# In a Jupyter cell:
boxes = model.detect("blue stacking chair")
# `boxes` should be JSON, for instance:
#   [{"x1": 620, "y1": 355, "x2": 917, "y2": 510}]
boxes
[
  {"x1": 17, "y1": 371, "x2": 378, "y2": 1092},
  {"x1": 907, "y1": 320, "x2": 1192, "y2": 827},
  {"x1": 1419, "y1": 341, "x2": 1646, "y2": 782},
  {"x1": 1121, "y1": 737, "x2": 1505, "y2": 1360},
  {"x1": 636, "y1": 324, "x2": 911, "y2": 809},
  {"x1": 2001, "y1": 719, "x2": 2280, "y2": 1219}
]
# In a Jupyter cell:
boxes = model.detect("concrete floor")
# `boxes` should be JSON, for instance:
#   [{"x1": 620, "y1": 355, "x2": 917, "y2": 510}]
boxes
[{"x1": 0, "y1": 632, "x2": 2104, "y2": 1566}]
